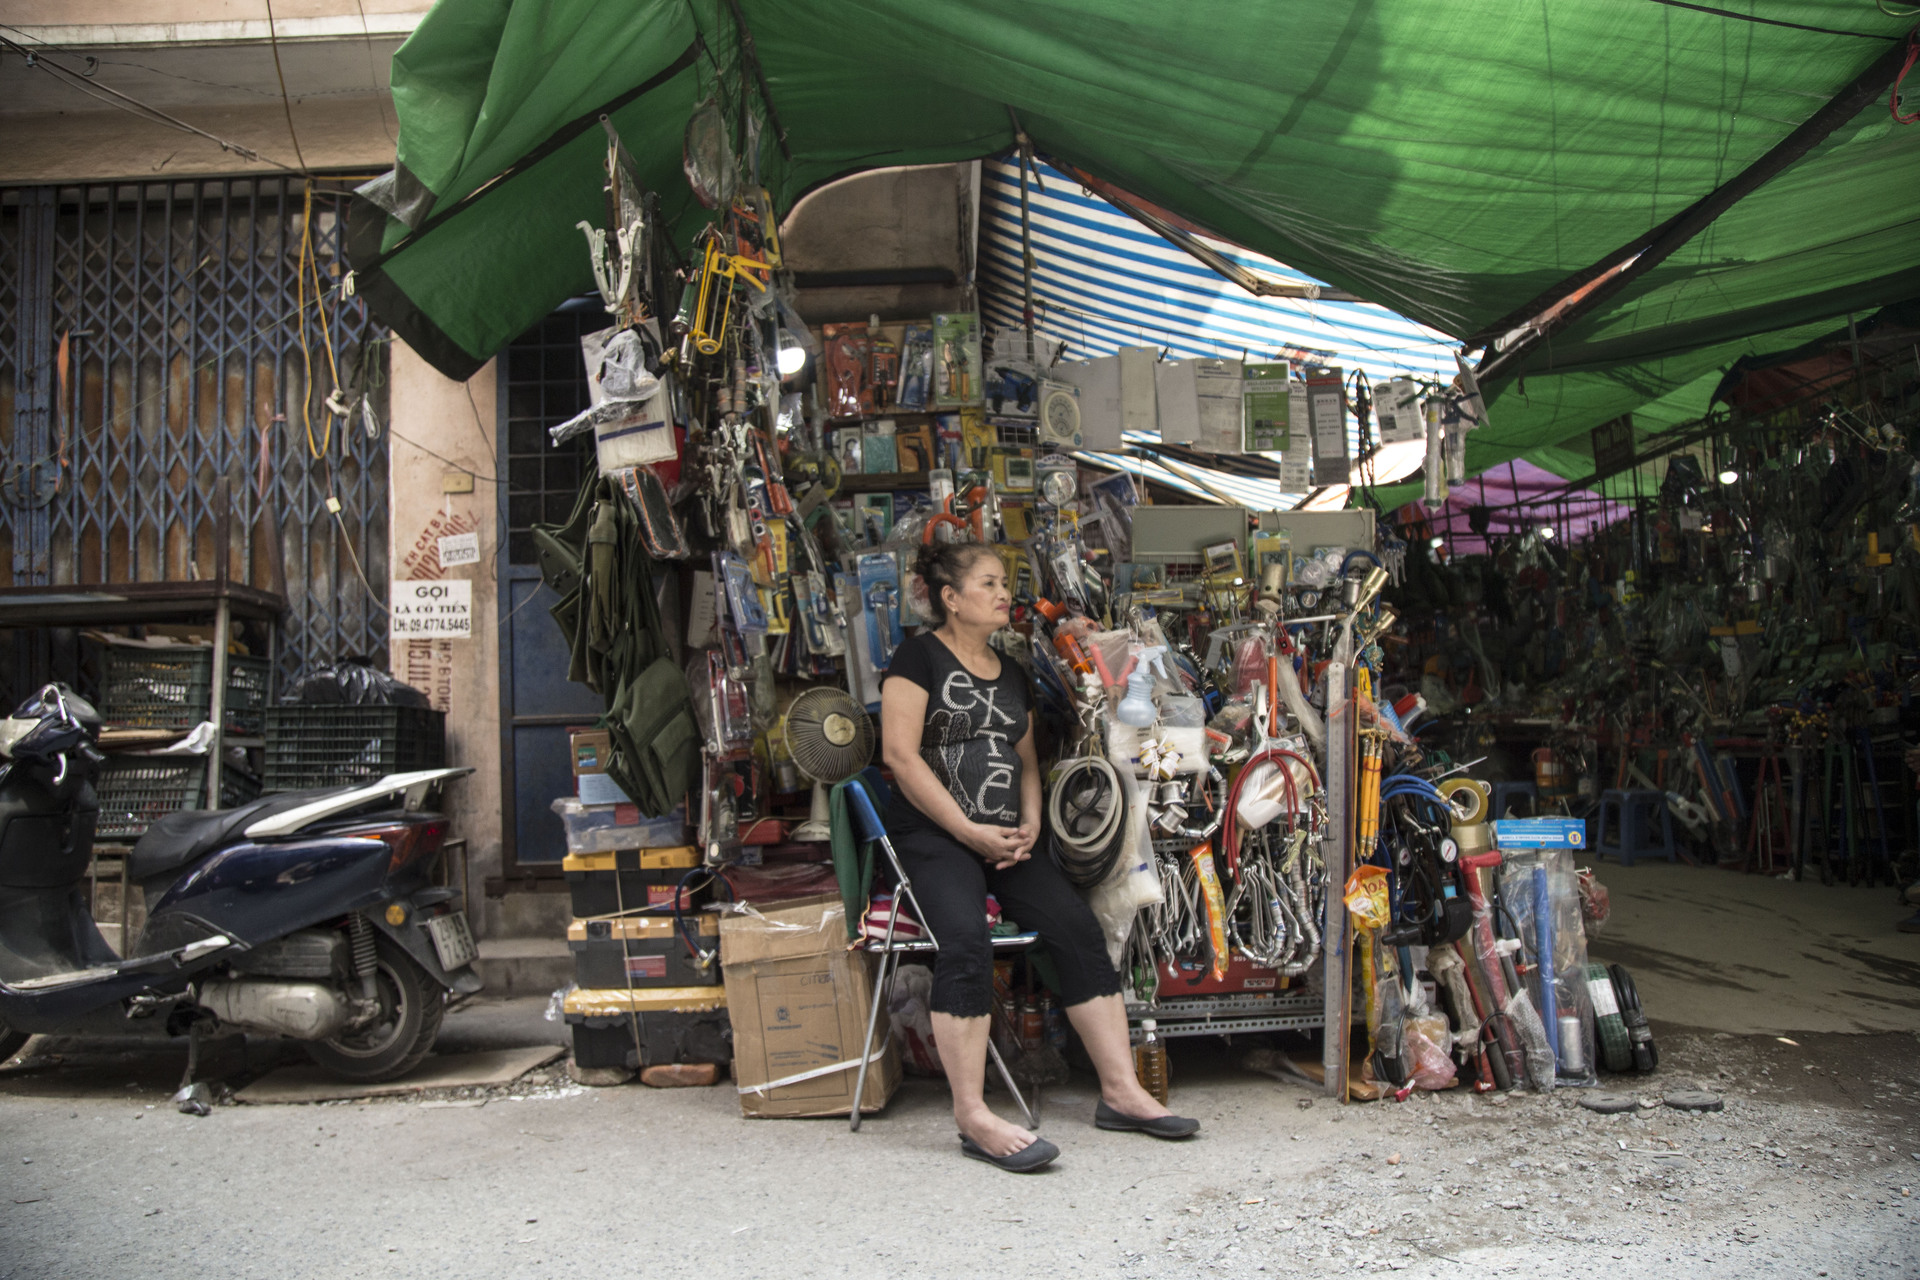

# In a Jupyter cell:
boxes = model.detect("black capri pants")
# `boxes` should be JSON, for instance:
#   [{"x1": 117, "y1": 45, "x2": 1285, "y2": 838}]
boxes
[{"x1": 892, "y1": 823, "x2": 1125, "y2": 1019}]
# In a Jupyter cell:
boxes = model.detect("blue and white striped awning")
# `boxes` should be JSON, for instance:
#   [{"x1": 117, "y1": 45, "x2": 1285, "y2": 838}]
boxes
[{"x1": 978, "y1": 158, "x2": 1459, "y2": 507}]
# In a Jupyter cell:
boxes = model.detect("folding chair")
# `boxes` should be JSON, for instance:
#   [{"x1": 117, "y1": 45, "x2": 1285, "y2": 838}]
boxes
[{"x1": 841, "y1": 779, "x2": 1039, "y2": 1134}]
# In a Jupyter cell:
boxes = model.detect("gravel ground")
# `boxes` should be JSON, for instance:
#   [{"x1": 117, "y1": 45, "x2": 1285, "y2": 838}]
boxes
[{"x1": 2, "y1": 1005, "x2": 1915, "y2": 1280}]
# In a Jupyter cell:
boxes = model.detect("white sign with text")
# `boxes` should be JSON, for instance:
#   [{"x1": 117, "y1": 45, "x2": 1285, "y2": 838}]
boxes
[
  {"x1": 437, "y1": 531, "x2": 480, "y2": 568},
  {"x1": 391, "y1": 579, "x2": 472, "y2": 639}
]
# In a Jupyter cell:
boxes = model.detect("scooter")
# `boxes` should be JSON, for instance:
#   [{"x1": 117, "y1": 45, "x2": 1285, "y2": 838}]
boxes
[{"x1": 0, "y1": 683, "x2": 481, "y2": 1083}]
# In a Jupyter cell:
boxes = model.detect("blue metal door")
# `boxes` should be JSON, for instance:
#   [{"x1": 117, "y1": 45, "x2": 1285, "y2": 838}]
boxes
[{"x1": 496, "y1": 304, "x2": 603, "y2": 871}]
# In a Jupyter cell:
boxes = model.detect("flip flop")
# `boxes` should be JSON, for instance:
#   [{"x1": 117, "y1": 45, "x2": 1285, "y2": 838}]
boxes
[
  {"x1": 959, "y1": 1135, "x2": 1060, "y2": 1172},
  {"x1": 1094, "y1": 1099, "x2": 1200, "y2": 1138}
]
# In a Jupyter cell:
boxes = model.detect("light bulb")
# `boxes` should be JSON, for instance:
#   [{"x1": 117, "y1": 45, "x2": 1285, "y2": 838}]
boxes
[
  {"x1": 1538, "y1": 525, "x2": 1556, "y2": 540},
  {"x1": 1428, "y1": 536, "x2": 1445, "y2": 549},
  {"x1": 776, "y1": 329, "x2": 807, "y2": 376},
  {"x1": 1718, "y1": 469, "x2": 1738, "y2": 485}
]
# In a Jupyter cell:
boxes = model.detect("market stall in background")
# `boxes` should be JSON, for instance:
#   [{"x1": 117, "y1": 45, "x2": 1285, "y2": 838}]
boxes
[{"x1": 323, "y1": 0, "x2": 1920, "y2": 1113}]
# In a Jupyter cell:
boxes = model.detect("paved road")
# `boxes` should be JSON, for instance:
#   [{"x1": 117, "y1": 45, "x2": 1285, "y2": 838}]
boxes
[{"x1": 2, "y1": 1000, "x2": 1914, "y2": 1280}]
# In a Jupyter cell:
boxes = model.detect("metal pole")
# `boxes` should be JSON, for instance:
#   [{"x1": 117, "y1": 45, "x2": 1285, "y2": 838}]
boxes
[
  {"x1": 1320, "y1": 658, "x2": 1352, "y2": 1099},
  {"x1": 206, "y1": 476, "x2": 232, "y2": 809}
]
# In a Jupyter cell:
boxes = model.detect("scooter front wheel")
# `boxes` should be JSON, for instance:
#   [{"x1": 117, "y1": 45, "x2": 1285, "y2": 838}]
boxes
[{"x1": 306, "y1": 935, "x2": 445, "y2": 1082}]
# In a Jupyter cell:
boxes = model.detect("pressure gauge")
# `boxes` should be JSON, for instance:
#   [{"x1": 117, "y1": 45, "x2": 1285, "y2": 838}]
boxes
[
  {"x1": 1040, "y1": 467, "x2": 1078, "y2": 507},
  {"x1": 1439, "y1": 837, "x2": 1459, "y2": 864},
  {"x1": 1037, "y1": 382, "x2": 1083, "y2": 448}
]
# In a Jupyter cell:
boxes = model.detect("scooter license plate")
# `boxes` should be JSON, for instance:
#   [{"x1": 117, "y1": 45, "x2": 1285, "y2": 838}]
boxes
[{"x1": 425, "y1": 911, "x2": 477, "y2": 971}]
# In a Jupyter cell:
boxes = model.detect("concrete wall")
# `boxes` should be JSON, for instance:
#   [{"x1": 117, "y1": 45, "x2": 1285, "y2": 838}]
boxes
[
  {"x1": 385, "y1": 342, "x2": 504, "y2": 930},
  {"x1": 0, "y1": 1, "x2": 420, "y2": 183},
  {"x1": 782, "y1": 163, "x2": 976, "y2": 323}
]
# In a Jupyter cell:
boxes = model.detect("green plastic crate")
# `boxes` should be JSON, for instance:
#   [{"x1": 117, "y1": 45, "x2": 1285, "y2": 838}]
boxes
[
  {"x1": 99, "y1": 646, "x2": 271, "y2": 736},
  {"x1": 94, "y1": 756, "x2": 263, "y2": 841}
]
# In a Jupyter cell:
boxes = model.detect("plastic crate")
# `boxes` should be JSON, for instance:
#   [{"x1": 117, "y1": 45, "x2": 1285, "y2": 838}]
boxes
[
  {"x1": 99, "y1": 646, "x2": 271, "y2": 736},
  {"x1": 94, "y1": 756, "x2": 263, "y2": 841},
  {"x1": 261, "y1": 705, "x2": 446, "y2": 793}
]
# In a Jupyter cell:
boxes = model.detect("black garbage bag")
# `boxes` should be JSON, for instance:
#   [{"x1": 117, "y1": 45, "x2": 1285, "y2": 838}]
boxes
[{"x1": 283, "y1": 661, "x2": 430, "y2": 708}]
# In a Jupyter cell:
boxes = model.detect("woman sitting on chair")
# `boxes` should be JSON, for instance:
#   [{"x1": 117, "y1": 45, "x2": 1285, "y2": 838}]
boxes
[{"x1": 879, "y1": 541, "x2": 1199, "y2": 1173}]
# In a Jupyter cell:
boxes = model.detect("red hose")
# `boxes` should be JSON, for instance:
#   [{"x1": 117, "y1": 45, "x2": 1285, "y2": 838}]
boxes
[{"x1": 1222, "y1": 747, "x2": 1321, "y2": 879}]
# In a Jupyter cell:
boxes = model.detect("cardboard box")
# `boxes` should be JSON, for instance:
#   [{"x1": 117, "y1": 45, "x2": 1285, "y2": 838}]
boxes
[
  {"x1": 570, "y1": 729, "x2": 611, "y2": 776},
  {"x1": 720, "y1": 896, "x2": 900, "y2": 1118}
]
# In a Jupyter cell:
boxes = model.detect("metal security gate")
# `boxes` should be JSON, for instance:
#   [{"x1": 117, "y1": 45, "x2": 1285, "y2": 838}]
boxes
[{"x1": 0, "y1": 177, "x2": 388, "y2": 703}]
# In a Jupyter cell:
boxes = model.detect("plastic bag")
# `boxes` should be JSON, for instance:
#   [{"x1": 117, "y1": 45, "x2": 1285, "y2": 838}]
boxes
[
  {"x1": 284, "y1": 662, "x2": 430, "y2": 707},
  {"x1": 596, "y1": 327, "x2": 659, "y2": 401},
  {"x1": 886, "y1": 964, "x2": 943, "y2": 1076},
  {"x1": 1404, "y1": 1016, "x2": 1458, "y2": 1091},
  {"x1": 1504, "y1": 983, "x2": 1556, "y2": 1090},
  {"x1": 1578, "y1": 867, "x2": 1611, "y2": 938},
  {"x1": 1342, "y1": 865, "x2": 1391, "y2": 930},
  {"x1": 1498, "y1": 849, "x2": 1599, "y2": 1087},
  {"x1": 1085, "y1": 754, "x2": 1165, "y2": 969}
]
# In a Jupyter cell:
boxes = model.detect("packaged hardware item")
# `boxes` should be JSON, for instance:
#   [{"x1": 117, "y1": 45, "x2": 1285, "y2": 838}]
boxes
[{"x1": 931, "y1": 312, "x2": 982, "y2": 409}]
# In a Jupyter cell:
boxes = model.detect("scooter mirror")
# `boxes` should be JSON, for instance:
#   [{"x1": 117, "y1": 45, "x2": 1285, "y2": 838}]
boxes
[
  {"x1": 1, "y1": 683, "x2": 100, "y2": 764},
  {"x1": 6, "y1": 716, "x2": 89, "y2": 766}
]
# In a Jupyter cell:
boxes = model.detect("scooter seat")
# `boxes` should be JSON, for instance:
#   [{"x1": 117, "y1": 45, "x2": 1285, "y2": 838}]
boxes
[{"x1": 129, "y1": 789, "x2": 349, "y2": 883}]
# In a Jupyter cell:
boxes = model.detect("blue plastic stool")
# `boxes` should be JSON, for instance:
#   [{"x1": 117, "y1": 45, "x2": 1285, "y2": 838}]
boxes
[
  {"x1": 1489, "y1": 780, "x2": 1537, "y2": 820},
  {"x1": 1589, "y1": 789, "x2": 1678, "y2": 867}
]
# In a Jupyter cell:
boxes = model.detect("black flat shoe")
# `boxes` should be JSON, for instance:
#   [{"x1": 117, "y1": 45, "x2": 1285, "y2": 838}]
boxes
[
  {"x1": 1095, "y1": 1099, "x2": 1200, "y2": 1138},
  {"x1": 960, "y1": 1135, "x2": 1060, "y2": 1172}
]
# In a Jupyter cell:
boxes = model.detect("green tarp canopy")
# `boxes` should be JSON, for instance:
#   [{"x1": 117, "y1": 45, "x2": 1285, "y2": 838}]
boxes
[{"x1": 349, "y1": 0, "x2": 1920, "y2": 481}]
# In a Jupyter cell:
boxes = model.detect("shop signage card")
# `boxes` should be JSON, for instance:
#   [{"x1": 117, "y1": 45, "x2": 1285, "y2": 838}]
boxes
[
  {"x1": 390, "y1": 579, "x2": 471, "y2": 639},
  {"x1": 1191, "y1": 358, "x2": 1243, "y2": 453},
  {"x1": 1242, "y1": 362, "x2": 1291, "y2": 453},
  {"x1": 1154, "y1": 358, "x2": 1200, "y2": 444},
  {"x1": 1117, "y1": 346, "x2": 1158, "y2": 435},
  {"x1": 1054, "y1": 356, "x2": 1123, "y2": 450},
  {"x1": 1375, "y1": 378, "x2": 1425, "y2": 444},
  {"x1": 1591, "y1": 414, "x2": 1635, "y2": 474},
  {"x1": 1306, "y1": 368, "x2": 1349, "y2": 486},
  {"x1": 1279, "y1": 382, "x2": 1312, "y2": 490}
]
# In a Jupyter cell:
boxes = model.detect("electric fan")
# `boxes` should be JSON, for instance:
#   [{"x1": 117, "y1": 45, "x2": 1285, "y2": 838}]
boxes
[{"x1": 784, "y1": 686, "x2": 876, "y2": 842}]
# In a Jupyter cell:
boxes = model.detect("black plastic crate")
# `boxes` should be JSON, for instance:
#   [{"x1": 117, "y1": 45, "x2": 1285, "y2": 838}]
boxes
[
  {"x1": 261, "y1": 705, "x2": 446, "y2": 793},
  {"x1": 99, "y1": 646, "x2": 271, "y2": 736},
  {"x1": 94, "y1": 756, "x2": 262, "y2": 842}
]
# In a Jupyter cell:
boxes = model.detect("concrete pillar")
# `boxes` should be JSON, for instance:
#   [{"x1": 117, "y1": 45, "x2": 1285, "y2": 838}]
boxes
[{"x1": 386, "y1": 342, "x2": 502, "y2": 932}]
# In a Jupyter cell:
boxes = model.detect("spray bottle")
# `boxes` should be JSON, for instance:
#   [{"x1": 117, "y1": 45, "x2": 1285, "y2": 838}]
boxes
[{"x1": 1115, "y1": 646, "x2": 1169, "y2": 727}]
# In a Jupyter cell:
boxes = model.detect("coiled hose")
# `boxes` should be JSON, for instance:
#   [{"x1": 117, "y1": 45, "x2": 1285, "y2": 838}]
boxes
[{"x1": 1045, "y1": 754, "x2": 1130, "y2": 887}]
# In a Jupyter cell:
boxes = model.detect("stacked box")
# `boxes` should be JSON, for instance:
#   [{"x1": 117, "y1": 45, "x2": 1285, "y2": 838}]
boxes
[
  {"x1": 562, "y1": 847, "x2": 708, "y2": 917},
  {"x1": 562, "y1": 986, "x2": 731, "y2": 1072},
  {"x1": 567, "y1": 913, "x2": 722, "y2": 989}
]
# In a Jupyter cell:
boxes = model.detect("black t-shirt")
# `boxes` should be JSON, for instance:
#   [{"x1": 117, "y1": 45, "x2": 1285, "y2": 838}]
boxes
[{"x1": 882, "y1": 631, "x2": 1031, "y2": 830}]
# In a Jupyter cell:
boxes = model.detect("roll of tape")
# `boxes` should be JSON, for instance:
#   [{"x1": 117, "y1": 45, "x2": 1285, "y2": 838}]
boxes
[{"x1": 1441, "y1": 777, "x2": 1489, "y2": 826}]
